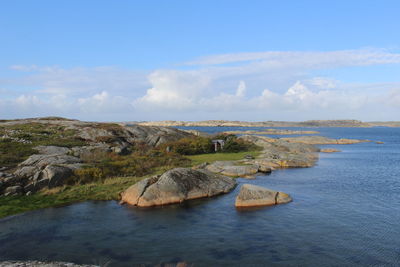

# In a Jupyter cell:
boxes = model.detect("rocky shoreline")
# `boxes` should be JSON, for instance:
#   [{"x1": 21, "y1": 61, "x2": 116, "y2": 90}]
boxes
[
  {"x1": 1, "y1": 116, "x2": 371, "y2": 199},
  {"x1": 120, "y1": 133, "x2": 370, "y2": 208}
]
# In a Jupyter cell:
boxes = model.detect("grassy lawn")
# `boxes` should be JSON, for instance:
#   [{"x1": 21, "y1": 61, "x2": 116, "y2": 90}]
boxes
[{"x1": 187, "y1": 150, "x2": 261, "y2": 166}]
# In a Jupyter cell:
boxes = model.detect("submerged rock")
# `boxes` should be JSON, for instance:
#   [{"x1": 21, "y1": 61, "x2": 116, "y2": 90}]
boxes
[
  {"x1": 320, "y1": 148, "x2": 341, "y2": 153},
  {"x1": 235, "y1": 184, "x2": 292, "y2": 208},
  {"x1": 120, "y1": 168, "x2": 236, "y2": 207}
]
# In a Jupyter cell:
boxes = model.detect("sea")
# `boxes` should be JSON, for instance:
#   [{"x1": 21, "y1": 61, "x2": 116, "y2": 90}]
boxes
[{"x1": 0, "y1": 127, "x2": 399, "y2": 266}]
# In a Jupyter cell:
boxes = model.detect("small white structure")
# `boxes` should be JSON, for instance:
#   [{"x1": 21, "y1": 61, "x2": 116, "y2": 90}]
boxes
[{"x1": 212, "y1": 139, "x2": 225, "y2": 152}]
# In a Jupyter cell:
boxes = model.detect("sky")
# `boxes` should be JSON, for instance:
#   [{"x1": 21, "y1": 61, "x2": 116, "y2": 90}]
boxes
[{"x1": 1, "y1": 0, "x2": 400, "y2": 122}]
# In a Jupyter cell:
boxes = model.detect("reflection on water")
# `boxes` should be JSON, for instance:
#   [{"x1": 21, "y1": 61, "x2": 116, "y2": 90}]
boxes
[{"x1": 1, "y1": 127, "x2": 400, "y2": 266}]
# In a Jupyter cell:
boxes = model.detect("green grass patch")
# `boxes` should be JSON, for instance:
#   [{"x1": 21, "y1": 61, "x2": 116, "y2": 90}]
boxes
[
  {"x1": 187, "y1": 150, "x2": 261, "y2": 166},
  {"x1": 0, "y1": 176, "x2": 145, "y2": 219}
]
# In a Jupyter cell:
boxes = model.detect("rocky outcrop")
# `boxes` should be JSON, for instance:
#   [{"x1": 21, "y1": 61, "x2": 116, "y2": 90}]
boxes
[
  {"x1": 120, "y1": 168, "x2": 236, "y2": 207},
  {"x1": 0, "y1": 118, "x2": 192, "y2": 148},
  {"x1": 199, "y1": 135, "x2": 321, "y2": 179},
  {"x1": 0, "y1": 118, "x2": 194, "y2": 197},
  {"x1": 235, "y1": 184, "x2": 292, "y2": 207},
  {"x1": 5, "y1": 152, "x2": 83, "y2": 196},
  {"x1": 17, "y1": 154, "x2": 82, "y2": 171},
  {"x1": 191, "y1": 132, "x2": 366, "y2": 180},
  {"x1": 239, "y1": 135, "x2": 320, "y2": 169}
]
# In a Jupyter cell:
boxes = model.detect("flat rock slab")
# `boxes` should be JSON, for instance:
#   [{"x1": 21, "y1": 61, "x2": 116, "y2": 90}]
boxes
[
  {"x1": 205, "y1": 161, "x2": 261, "y2": 178},
  {"x1": 235, "y1": 184, "x2": 292, "y2": 208},
  {"x1": 120, "y1": 168, "x2": 236, "y2": 207},
  {"x1": 34, "y1": 146, "x2": 71, "y2": 155}
]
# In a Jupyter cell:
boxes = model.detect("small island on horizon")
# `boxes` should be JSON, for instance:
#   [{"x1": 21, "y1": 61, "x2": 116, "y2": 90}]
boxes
[{"x1": 133, "y1": 119, "x2": 400, "y2": 128}]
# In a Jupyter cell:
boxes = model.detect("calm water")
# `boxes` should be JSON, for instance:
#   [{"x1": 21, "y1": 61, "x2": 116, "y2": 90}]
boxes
[{"x1": 1, "y1": 127, "x2": 400, "y2": 266}]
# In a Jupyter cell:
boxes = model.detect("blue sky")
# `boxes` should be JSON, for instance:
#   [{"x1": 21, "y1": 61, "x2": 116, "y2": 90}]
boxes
[{"x1": 1, "y1": 0, "x2": 400, "y2": 121}]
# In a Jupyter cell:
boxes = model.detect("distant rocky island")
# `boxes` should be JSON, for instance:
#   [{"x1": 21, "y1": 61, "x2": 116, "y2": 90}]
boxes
[{"x1": 133, "y1": 119, "x2": 400, "y2": 128}]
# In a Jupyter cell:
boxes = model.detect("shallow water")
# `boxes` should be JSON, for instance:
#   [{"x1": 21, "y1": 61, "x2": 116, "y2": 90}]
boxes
[{"x1": 1, "y1": 127, "x2": 400, "y2": 266}]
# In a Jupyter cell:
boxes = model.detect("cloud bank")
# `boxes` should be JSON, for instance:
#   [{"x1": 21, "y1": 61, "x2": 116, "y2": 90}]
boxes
[{"x1": 1, "y1": 48, "x2": 400, "y2": 121}]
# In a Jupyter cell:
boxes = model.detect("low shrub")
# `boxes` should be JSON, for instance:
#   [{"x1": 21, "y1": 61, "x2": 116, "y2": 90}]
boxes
[
  {"x1": 0, "y1": 139, "x2": 36, "y2": 167},
  {"x1": 160, "y1": 136, "x2": 214, "y2": 155},
  {"x1": 72, "y1": 149, "x2": 190, "y2": 184}
]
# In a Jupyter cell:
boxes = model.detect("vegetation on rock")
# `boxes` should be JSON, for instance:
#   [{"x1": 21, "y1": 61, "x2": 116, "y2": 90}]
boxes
[
  {"x1": 72, "y1": 146, "x2": 191, "y2": 184},
  {"x1": 0, "y1": 123, "x2": 86, "y2": 168}
]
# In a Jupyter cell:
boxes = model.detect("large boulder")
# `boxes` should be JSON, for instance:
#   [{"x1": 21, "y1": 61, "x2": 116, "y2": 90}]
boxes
[
  {"x1": 41, "y1": 165, "x2": 74, "y2": 188},
  {"x1": 120, "y1": 168, "x2": 236, "y2": 207},
  {"x1": 18, "y1": 154, "x2": 81, "y2": 170},
  {"x1": 235, "y1": 184, "x2": 292, "y2": 208},
  {"x1": 8, "y1": 153, "x2": 82, "y2": 196}
]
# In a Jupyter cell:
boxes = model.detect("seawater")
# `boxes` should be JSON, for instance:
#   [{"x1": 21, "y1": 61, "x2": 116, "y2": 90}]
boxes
[{"x1": 0, "y1": 127, "x2": 399, "y2": 266}]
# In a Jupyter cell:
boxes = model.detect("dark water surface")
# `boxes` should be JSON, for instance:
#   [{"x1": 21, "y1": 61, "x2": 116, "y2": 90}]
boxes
[{"x1": 1, "y1": 127, "x2": 400, "y2": 266}]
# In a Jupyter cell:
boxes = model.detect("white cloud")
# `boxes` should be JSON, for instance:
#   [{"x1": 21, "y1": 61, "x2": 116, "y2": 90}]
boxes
[
  {"x1": 306, "y1": 77, "x2": 337, "y2": 89},
  {"x1": 134, "y1": 70, "x2": 212, "y2": 110},
  {"x1": 2, "y1": 48, "x2": 400, "y2": 121},
  {"x1": 236, "y1": 81, "x2": 246, "y2": 97},
  {"x1": 77, "y1": 91, "x2": 132, "y2": 113},
  {"x1": 5, "y1": 66, "x2": 149, "y2": 97},
  {"x1": 186, "y1": 48, "x2": 400, "y2": 67},
  {"x1": 10, "y1": 65, "x2": 40, "y2": 71},
  {"x1": 15, "y1": 94, "x2": 42, "y2": 107}
]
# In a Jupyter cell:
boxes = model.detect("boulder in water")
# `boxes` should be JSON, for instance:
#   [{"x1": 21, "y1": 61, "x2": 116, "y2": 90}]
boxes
[
  {"x1": 120, "y1": 168, "x2": 236, "y2": 207},
  {"x1": 235, "y1": 184, "x2": 292, "y2": 208}
]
